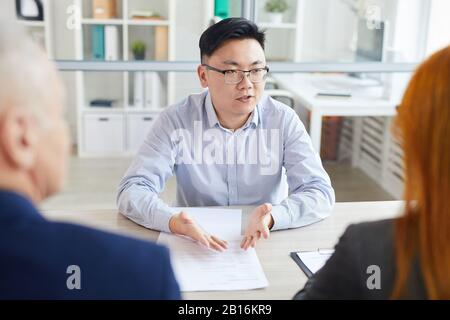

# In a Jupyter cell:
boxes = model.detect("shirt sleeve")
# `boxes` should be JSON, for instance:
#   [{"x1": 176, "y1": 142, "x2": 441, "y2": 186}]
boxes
[
  {"x1": 271, "y1": 109, "x2": 335, "y2": 231},
  {"x1": 116, "y1": 111, "x2": 179, "y2": 233}
]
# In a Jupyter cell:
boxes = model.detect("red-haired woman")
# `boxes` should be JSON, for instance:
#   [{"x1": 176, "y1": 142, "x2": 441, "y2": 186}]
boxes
[{"x1": 294, "y1": 45, "x2": 450, "y2": 299}]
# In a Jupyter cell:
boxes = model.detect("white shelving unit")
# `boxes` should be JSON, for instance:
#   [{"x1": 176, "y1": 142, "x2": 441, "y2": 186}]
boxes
[
  {"x1": 73, "y1": 0, "x2": 175, "y2": 157},
  {"x1": 16, "y1": 0, "x2": 53, "y2": 58},
  {"x1": 255, "y1": 0, "x2": 303, "y2": 62}
]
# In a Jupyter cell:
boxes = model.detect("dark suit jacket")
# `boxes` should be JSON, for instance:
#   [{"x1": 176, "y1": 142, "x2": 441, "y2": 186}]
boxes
[
  {"x1": 294, "y1": 219, "x2": 427, "y2": 299},
  {"x1": 0, "y1": 190, "x2": 181, "y2": 299}
]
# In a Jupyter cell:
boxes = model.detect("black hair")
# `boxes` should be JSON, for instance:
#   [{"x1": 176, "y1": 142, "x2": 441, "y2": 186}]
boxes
[{"x1": 199, "y1": 17, "x2": 265, "y2": 62}]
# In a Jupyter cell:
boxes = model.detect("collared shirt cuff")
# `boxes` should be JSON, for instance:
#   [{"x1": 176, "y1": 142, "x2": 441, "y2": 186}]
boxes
[
  {"x1": 153, "y1": 206, "x2": 179, "y2": 234},
  {"x1": 271, "y1": 205, "x2": 291, "y2": 231}
]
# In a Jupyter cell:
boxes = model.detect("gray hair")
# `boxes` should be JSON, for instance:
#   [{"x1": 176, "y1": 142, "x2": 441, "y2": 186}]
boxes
[{"x1": 0, "y1": 19, "x2": 64, "y2": 126}]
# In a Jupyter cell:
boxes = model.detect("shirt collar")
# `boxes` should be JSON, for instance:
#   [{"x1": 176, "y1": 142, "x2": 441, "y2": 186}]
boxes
[
  {"x1": 205, "y1": 91, "x2": 220, "y2": 128},
  {"x1": 204, "y1": 90, "x2": 260, "y2": 130},
  {"x1": 247, "y1": 103, "x2": 260, "y2": 129}
]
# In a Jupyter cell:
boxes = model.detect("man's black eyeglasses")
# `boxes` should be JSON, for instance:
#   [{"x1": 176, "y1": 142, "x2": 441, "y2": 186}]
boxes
[{"x1": 202, "y1": 64, "x2": 269, "y2": 85}]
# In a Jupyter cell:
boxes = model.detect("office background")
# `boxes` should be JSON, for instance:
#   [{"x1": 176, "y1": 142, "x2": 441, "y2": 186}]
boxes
[{"x1": 2, "y1": 0, "x2": 450, "y2": 211}]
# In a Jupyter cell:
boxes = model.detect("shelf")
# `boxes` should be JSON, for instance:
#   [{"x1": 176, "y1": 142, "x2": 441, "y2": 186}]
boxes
[
  {"x1": 126, "y1": 107, "x2": 164, "y2": 112},
  {"x1": 81, "y1": 18, "x2": 170, "y2": 26},
  {"x1": 82, "y1": 18, "x2": 124, "y2": 25},
  {"x1": 126, "y1": 19, "x2": 170, "y2": 26},
  {"x1": 258, "y1": 22, "x2": 297, "y2": 29},
  {"x1": 17, "y1": 19, "x2": 45, "y2": 27}
]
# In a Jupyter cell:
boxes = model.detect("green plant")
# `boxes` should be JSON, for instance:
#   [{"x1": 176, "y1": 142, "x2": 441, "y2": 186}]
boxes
[
  {"x1": 131, "y1": 41, "x2": 146, "y2": 59},
  {"x1": 265, "y1": 0, "x2": 288, "y2": 13}
]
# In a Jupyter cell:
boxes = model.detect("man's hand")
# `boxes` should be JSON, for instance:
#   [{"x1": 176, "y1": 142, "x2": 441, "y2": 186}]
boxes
[
  {"x1": 169, "y1": 211, "x2": 228, "y2": 251},
  {"x1": 241, "y1": 203, "x2": 274, "y2": 250}
]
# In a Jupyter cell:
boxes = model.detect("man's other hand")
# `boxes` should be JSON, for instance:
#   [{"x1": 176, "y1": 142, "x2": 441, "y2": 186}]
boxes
[{"x1": 241, "y1": 203, "x2": 274, "y2": 250}]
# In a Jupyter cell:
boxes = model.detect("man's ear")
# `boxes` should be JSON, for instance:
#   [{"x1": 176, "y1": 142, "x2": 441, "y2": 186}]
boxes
[
  {"x1": 197, "y1": 64, "x2": 208, "y2": 88},
  {"x1": 0, "y1": 106, "x2": 38, "y2": 170}
]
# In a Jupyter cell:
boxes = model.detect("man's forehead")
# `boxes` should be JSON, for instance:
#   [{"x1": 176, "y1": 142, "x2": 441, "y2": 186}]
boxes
[
  {"x1": 209, "y1": 39, "x2": 265, "y2": 63},
  {"x1": 209, "y1": 54, "x2": 266, "y2": 68},
  {"x1": 222, "y1": 59, "x2": 265, "y2": 66}
]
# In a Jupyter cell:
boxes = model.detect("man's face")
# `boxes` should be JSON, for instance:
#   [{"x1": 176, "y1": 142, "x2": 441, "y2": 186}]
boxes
[
  {"x1": 32, "y1": 80, "x2": 70, "y2": 199},
  {"x1": 198, "y1": 38, "x2": 267, "y2": 121}
]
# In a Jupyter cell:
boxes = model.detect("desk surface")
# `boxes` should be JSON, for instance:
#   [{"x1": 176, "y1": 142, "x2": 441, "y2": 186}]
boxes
[
  {"x1": 272, "y1": 73, "x2": 399, "y2": 115},
  {"x1": 44, "y1": 201, "x2": 404, "y2": 300}
]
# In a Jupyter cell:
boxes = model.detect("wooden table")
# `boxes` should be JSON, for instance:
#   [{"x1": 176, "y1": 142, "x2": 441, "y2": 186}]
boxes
[{"x1": 44, "y1": 201, "x2": 404, "y2": 299}]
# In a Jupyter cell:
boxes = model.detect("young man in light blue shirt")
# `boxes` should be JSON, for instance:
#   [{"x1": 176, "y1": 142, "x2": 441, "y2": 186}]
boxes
[{"x1": 117, "y1": 18, "x2": 335, "y2": 251}]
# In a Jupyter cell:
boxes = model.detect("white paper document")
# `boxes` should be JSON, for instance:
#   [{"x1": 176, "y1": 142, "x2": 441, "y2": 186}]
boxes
[
  {"x1": 157, "y1": 208, "x2": 268, "y2": 292},
  {"x1": 296, "y1": 249, "x2": 334, "y2": 274}
]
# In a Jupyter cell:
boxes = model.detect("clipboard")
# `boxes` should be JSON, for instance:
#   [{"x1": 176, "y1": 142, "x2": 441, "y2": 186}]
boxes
[{"x1": 290, "y1": 249, "x2": 334, "y2": 278}]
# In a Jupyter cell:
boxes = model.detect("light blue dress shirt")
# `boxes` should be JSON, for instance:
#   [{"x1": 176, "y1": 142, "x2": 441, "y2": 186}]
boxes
[{"x1": 117, "y1": 90, "x2": 335, "y2": 233}]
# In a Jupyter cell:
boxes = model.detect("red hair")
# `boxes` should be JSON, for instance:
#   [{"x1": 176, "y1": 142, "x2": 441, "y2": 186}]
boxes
[{"x1": 392, "y1": 45, "x2": 450, "y2": 299}]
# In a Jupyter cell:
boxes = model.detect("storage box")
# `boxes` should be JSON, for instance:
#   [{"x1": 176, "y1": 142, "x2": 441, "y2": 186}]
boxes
[
  {"x1": 83, "y1": 113, "x2": 124, "y2": 154},
  {"x1": 92, "y1": 0, "x2": 117, "y2": 19},
  {"x1": 127, "y1": 113, "x2": 157, "y2": 152}
]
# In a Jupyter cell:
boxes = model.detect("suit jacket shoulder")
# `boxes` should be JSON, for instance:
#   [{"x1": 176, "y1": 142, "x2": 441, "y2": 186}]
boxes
[
  {"x1": 294, "y1": 218, "x2": 426, "y2": 299},
  {"x1": 0, "y1": 191, "x2": 180, "y2": 299}
]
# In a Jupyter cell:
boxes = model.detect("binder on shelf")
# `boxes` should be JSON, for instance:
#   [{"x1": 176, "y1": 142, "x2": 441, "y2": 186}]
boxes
[
  {"x1": 133, "y1": 72, "x2": 144, "y2": 108},
  {"x1": 144, "y1": 72, "x2": 161, "y2": 109},
  {"x1": 91, "y1": 25, "x2": 104, "y2": 60},
  {"x1": 104, "y1": 25, "x2": 119, "y2": 61},
  {"x1": 154, "y1": 26, "x2": 168, "y2": 61},
  {"x1": 214, "y1": 0, "x2": 230, "y2": 19}
]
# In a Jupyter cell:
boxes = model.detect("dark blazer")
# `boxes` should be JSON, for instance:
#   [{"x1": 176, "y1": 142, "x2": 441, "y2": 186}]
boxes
[
  {"x1": 294, "y1": 219, "x2": 427, "y2": 299},
  {"x1": 0, "y1": 190, "x2": 181, "y2": 299}
]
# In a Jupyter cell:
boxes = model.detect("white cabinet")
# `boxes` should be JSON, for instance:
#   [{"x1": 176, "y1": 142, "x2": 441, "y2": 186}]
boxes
[
  {"x1": 127, "y1": 112, "x2": 157, "y2": 153},
  {"x1": 83, "y1": 113, "x2": 125, "y2": 154},
  {"x1": 82, "y1": 112, "x2": 161, "y2": 156}
]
